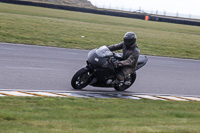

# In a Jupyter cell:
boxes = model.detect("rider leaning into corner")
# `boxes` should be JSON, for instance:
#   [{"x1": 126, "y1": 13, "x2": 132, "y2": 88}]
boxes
[{"x1": 107, "y1": 32, "x2": 140, "y2": 84}]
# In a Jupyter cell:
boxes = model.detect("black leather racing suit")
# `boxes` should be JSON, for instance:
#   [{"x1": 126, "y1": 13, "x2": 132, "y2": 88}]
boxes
[{"x1": 108, "y1": 41, "x2": 140, "y2": 81}]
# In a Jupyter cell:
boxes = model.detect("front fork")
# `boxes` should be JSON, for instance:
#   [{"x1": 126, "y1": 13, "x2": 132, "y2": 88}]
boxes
[{"x1": 83, "y1": 61, "x2": 96, "y2": 83}]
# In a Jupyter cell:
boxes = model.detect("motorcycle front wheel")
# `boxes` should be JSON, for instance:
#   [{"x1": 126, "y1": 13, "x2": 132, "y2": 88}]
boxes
[
  {"x1": 71, "y1": 68, "x2": 92, "y2": 89},
  {"x1": 114, "y1": 72, "x2": 136, "y2": 91}
]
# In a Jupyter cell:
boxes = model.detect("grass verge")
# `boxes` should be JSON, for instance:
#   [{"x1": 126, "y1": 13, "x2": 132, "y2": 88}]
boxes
[
  {"x1": 0, "y1": 97, "x2": 200, "y2": 133},
  {"x1": 0, "y1": 3, "x2": 200, "y2": 59}
]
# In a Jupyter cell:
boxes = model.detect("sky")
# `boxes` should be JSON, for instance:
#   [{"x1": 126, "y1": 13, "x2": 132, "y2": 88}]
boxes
[{"x1": 89, "y1": 0, "x2": 200, "y2": 18}]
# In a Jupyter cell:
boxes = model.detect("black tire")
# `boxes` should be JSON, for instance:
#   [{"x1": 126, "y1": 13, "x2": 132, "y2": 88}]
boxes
[
  {"x1": 71, "y1": 68, "x2": 91, "y2": 89},
  {"x1": 114, "y1": 72, "x2": 136, "y2": 91}
]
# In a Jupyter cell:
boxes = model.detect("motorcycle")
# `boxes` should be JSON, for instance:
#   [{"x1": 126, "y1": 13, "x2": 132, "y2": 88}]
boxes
[{"x1": 71, "y1": 46, "x2": 148, "y2": 91}]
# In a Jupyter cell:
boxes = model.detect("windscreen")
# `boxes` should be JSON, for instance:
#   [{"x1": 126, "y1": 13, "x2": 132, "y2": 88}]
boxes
[{"x1": 96, "y1": 46, "x2": 113, "y2": 57}]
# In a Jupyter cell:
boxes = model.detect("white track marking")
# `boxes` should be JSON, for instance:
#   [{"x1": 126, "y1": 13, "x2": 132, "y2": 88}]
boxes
[
  {"x1": 157, "y1": 96, "x2": 188, "y2": 101},
  {"x1": 0, "y1": 91, "x2": 200, "y2": 101},
  {"x1": 28, "y1": 92, "x2": 66, "y2": 97},
  {"x1": 177, "y1": 96, "x2": 200, "y2": 101},
  {"x1": 0, "y1": 94, "x2": 6, "y2": 97},
  {"x1": 58, "y1": 92, "x2": 90, "y2": 98},
  {"x1": 0, "y1": 91, "x2": 35, "y2": 96},
  {"x1": 133, "y1": 95, "x2": 166, "y2": 100}
]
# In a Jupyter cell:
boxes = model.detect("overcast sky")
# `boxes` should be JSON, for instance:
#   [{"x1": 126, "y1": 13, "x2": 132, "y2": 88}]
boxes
[{"x1": 89, "y1": 0, "x2": 200, "y2": 17}]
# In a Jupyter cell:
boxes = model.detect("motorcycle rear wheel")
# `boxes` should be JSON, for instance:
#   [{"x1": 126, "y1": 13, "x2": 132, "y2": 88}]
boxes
[
  {"x1": 114, "y1": 73, "x2": 136, "y2": 91},
  {"x1": 71, "y1": 68, "x2": 91, "y2": 89}
]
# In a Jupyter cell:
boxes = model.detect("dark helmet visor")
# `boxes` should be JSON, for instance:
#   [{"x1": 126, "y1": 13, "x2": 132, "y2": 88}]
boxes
[{"x1": 124, "y1": 38, "x2": 134, "y2": 44}]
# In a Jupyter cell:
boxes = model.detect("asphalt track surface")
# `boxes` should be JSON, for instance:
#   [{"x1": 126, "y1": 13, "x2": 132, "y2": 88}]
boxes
[{"x1": 1, "y1": 42, "x2": 200, "y2": 96}]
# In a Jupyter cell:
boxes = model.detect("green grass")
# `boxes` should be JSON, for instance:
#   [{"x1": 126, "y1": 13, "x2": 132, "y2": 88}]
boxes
[
  {"x1": 0, "y1": 3, "x2": 200, "y2": 59},
  {"x1": 19, "y1": 0, "x2": 95, "y2": 8},
  {"x1": 0, "y1": 97, "x2": 200, "y2": 133}
]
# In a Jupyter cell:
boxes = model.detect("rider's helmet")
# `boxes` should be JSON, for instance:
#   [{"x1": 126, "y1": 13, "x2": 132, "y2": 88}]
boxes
[{"x1": 123, "y1": 32, "x2": 137, "y2": 48}]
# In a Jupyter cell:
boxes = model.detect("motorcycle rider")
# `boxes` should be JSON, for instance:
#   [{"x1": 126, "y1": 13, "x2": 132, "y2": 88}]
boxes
[{"x1": 108, "y1": 32, "x2": 140, "y2": 85}]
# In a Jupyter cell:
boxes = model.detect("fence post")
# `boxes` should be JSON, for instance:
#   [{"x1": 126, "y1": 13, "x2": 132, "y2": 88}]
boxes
[
  {"x1": 176, "y1": 12, "x2": 179, "y2": 17},
  {"x1": 145, "y1": 16, "x2": 149, "y2": 20}
]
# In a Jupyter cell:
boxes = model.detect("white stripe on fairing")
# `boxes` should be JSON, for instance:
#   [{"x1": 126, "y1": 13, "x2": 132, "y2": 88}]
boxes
[
  {"x1": 133, "y1": 95, "x2": 166, "y2": 100},
  {"x1": 0, "y1": 91, "x2": 35, "y2": 96}
]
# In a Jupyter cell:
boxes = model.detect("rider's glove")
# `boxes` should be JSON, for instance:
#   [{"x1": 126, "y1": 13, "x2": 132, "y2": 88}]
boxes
[{"x1": 114, "y1": 61, "x2": 123, "y2": 68}]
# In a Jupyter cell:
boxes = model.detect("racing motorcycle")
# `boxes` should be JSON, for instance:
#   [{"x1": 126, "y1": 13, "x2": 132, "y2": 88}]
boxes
[{"x1": 71, "y1": 46, "x2": 148, "y2": 91}]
